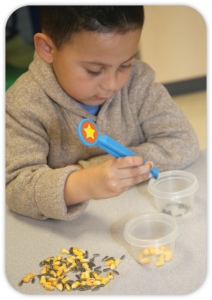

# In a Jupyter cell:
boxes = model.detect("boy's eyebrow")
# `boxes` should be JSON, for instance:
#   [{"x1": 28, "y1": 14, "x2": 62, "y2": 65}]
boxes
[{"x1": 82, "y1": 52, "x2": 138, "y2": 66}]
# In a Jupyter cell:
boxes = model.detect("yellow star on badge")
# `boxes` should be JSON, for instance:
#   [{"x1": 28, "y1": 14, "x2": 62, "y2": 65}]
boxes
[{"x1": 84, "y1": 124, "x2": 96, "y2": 139}]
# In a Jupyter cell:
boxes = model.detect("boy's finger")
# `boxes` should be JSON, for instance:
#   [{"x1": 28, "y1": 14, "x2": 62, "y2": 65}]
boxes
[
  {"x1": 121, "y1": 172, "x2": 153, "y2": 187},
  {"x1": 116, "y1": 156, "x2": 145, "y2": 168},
  {"x1": 118, "y1": 161, "x2": 153, "y2": 179}
]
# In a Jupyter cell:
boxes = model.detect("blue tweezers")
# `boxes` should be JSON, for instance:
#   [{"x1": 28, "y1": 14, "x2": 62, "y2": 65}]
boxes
[{"x1": 78, "y1": 119, "x2": 159, "y2": 179}]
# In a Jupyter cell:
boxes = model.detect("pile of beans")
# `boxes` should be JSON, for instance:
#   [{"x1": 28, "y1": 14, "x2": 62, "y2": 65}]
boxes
[
  {"x1": 138, "y1": 246, "x2": 172, "y2": 266},
  {"x1": 19, "y1": 246, "x2": 125, "y2": 292}
]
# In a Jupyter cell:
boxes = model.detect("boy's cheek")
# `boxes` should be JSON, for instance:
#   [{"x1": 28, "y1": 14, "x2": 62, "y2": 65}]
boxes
[{"x1": 65, "y1": 82, "x2": 96, "y2": 100}]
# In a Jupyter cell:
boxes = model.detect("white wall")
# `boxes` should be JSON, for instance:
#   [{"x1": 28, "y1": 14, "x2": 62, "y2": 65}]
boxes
[{"x1": 139, "y1": 6, "x2": 207, "y2": 83}]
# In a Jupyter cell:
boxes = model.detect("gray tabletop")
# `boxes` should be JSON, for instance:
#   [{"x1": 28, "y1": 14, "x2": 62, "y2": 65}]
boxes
[{"x1": 5, "y1": 150, "x2": 207, "y2": 295}]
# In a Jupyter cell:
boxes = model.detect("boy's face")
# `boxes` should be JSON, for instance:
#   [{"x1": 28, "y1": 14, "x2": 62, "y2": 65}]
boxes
[{"x1": 52, "y1": 29, "x2": 141, "y2": 106}]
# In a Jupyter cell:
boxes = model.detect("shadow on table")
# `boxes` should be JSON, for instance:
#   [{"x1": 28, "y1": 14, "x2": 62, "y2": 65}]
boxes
[
  {"x1": 136, "y1": 181, "x2": 157, "y2": 210},
  {"x1": 109, "y1": 212, "x2": 143, "y2": 260}
]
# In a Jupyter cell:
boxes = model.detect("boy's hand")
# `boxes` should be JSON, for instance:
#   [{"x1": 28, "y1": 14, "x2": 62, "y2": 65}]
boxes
[{"x1": 64, "y1": 156, "x2": 153, "y2": 206}]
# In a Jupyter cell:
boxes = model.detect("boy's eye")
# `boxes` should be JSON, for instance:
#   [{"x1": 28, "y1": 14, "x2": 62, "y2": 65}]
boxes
[
  {"x1": 86, "y1": 69, "x2": 102, "y2": 76},
  {"x1": 120, "y1": 64, "x2": 132, "y2": 70},
  {"x1": 85, "y1": 63, "x2": 132, "y2": 77}
]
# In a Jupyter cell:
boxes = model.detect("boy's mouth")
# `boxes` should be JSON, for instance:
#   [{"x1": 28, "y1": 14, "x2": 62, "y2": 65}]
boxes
[
  {"x1": 93, "y1": 94, "x2": 113, "y2": 100},
  {"x1": 93, "y1": 96, "x2": 108, "y2": 100}
]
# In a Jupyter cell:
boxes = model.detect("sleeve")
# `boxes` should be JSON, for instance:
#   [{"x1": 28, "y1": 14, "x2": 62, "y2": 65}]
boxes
[
  {"x1": 6, "y1": 103, "x2": 89, "y2": 220},
  {"x1": 127, "y1": 67, "x2": 200, "y2": 171}
]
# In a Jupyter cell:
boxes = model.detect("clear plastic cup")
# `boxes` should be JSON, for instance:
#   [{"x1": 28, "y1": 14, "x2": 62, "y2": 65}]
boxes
[
  {"x1": 124, "y1": 213, "x2": 179, "y2": 267},
  {"x1": 148, "y1": 170, "x2": 199, "y2": 217}
]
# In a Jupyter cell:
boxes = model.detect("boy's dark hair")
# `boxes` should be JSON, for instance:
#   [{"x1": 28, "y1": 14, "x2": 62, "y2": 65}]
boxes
[{"x1": 40, "y1": 6, "x2": 145, "y2": 49}]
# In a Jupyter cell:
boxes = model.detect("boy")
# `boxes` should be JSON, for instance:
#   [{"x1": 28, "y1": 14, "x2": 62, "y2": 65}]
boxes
[{"x1": 6, "y1": 6, "x2": 199, "y2": 220}]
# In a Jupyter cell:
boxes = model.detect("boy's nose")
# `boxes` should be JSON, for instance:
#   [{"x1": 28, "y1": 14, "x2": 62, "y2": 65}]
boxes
[{"x1": 100, "y1": 72, "x2": 118, "y2": 92}]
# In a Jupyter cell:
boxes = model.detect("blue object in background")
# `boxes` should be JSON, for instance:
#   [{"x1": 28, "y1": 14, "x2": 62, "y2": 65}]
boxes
[{"x1": 78, "y1": 119, "x2": 159, "y2": 179}]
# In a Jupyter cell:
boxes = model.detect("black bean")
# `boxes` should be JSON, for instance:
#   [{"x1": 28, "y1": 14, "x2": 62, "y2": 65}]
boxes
[
  {"x1": 57, "y1": 278, "x2": 62, "y2": 284},
  {"x1": 92, "y1": 286, "x2": 100, "y2": 291},
  {"x1": 66, "y1": 280, "x2": 74, "y2": 286},
  {"x1": 105, "y1": 256, "x2": 114, "y2": 261},
  {"x1": 39, "y1": 261, "x2": 45, "y2": 267},
  {"x1": 47, "y1": 273, "x2": 55, "y2": 278},
  {"x1": 102, "y1": 256, "x2": 109, "y2": 261},
  {"x1": 31, "y1": 278, "x2": 35, "y2": 284},
  {"x1": 18, "y1": 280, "x2": 23, "y2": 286},
  {"x1": 70, "y1": 268, "x2": 76, "y2": 273},
  {"x1": 89, "y1": 257, "x2": 95, "y2": 262}
]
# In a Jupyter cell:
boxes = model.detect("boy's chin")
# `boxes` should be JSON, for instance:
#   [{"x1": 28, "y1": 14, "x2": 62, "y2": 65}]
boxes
[{"x1": 79, "y1": 98, "x2": 109, "y2": 106}]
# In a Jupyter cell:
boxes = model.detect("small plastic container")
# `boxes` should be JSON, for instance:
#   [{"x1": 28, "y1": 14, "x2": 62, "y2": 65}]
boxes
[
  {"x1": 124, "y1": 213, "x2": 179, "y2": 267},
  {"x1": 148, "y1": 170, "x2": 199, "y2": 217}
]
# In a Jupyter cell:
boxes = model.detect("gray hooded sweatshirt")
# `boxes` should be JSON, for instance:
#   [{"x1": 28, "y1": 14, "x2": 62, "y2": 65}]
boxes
[{"x1": 6, "y1": 52, "x2": 200, "y2": 220}]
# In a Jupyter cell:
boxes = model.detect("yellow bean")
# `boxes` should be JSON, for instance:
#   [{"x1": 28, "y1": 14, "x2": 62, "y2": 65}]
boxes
[
  {"x1": 45, "y1": 284, "x2": 54, "y2": 291},
  {"x1": 140, "y1": 258, "x2": 149, "y2": 264},
  {"x1": 27, "y1": 273, "x2": 36, "y2": 279},
  {"x1": 107, "y1": 271, "x2": 114, "y2": 279},
  {"x1": 72, "y1": 281, "x2": 81, "y2": 289},
  {"x1": 159, "y1": 255, "x2": 165, "y2": 261},
  {"x1": 86, "y1": 281, "x2": 93, "y2": 286},
  {"x1": 61, "y1": 276, "x2": 69, "y2": 284},
  {"x1": 110, "y1": 263, "x2": 116, "y2": 270},
  {"x1": 155, "y1": 261, "x2": 164, "y2": 267},
  {"x1": 96, "y1": 276, "x2": 105, "y2": 281},
  {"x1": 101, "y1": 278, "x2": 110, "y2": 285},
  {"x1": 138, "y1": 253, "x2": 144, "y2": 260},
  {"x1": 56, "y1": 283, "x2": 63, "y2": 291},
  {"x1": 39, "y1": 276, "x2": 46, "y2": 284},
  {"x1": 155, "y1": 248, "x2": 164, "y2": 255},
  {"x1": 61, "y1": 249, "x2": 70, "y2": 254},
  {"x1": 93, "y1": 280, "x2": 101, "y2": 286},
  {"x1": 63, "y1": 268, "x2": 71, "y2": 273},
  {"x1": 149, "y1": 247, "x2": 156, "y2": 254},
  {"x1": 105, "y1": 259, "x2": 114, "y2": 266},
  {"x1": 164, "y1": 254, "x2": 172, "y2": 262},
  {"x1": 22, "y1": 276, "x2": 30, "y2": 283},
  {"x1": 65, "y1": 283, "x2": 71, "y2": 291},
  {"x1": 51, "y1": 280, "x2": 57, "y2": 287},
  {"x1": 143, "y1": 248, "x2": 150, "y2": 255},
  {"x1": 115, "y1": 259, "x2": 120, "y2": 266}
]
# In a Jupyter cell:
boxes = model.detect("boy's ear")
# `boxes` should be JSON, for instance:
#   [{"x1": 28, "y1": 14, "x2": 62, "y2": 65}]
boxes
[{"x1": 34, "y1": 33, "x2": 55, "y2": 63}]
